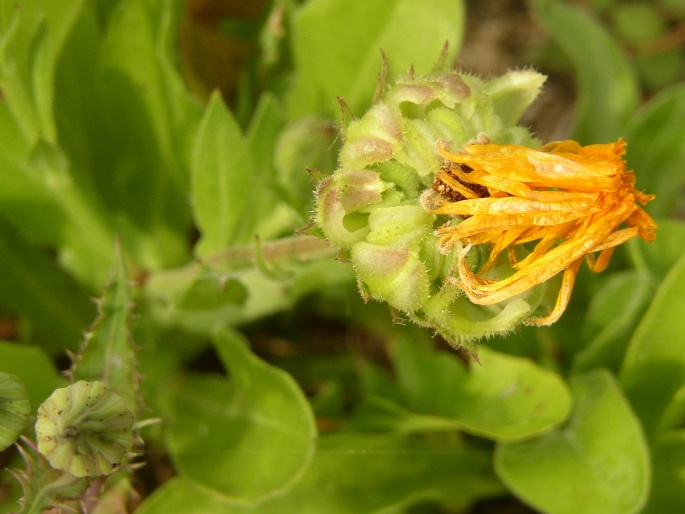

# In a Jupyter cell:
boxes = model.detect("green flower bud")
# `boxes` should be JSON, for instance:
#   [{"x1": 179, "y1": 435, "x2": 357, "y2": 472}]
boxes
[
  {"x1": 35, "y1": 380, "x2": 135, "y2": 477},
  {"x1": 315, "y1": 169, "x2": 388, "y2": 248},
  {"x1": 339, "y1": 103, "x2": 403, "y2": 168}
]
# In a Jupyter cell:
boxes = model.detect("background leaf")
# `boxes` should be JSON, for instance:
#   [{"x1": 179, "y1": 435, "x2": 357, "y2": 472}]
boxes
[
  {"x1": 165, "y1": 329, "x2": 316, "y2": 503},
  {"x1": 388, "y1": 337, "x2": 572, "y2": 441},
  {"x1": 141, "y1": 432, "x2": 502, "y2": 514},
  {"x1": 0, "y1": 373, "x2": 31, "y2": 451},
  {"x1": 623, "y1": 85, "x2": 685, "y2": 218},
  {"x1": 532, "y1": 0, "x2": 639, "y2": 143},
  {"x1": 496, "y1": 369, "x2": 650, "y2": 514},
  {"x1": 55, "y1": 0, "x2": 201, "y2": 270},
  {"x1": 629, "y1": 219, "x2": 685, "y2": 284},
  {"x1": 0, "y1": 220, "x2": 95, "y2": 352},
  {"x1": 192, "y1": 91, "x2": 258, "y2": 256},
  {"x1": 0, "y1": 0, "x2": 86, "y2": 143},
  {"x1": 0, "y1": 341, "x2": 64, "y2": 409},
  {"x1": 620, "y1": 253, "x2": 685, "y2": 438},
  {"x1": 288, "y1": 0, "x2": 465, "y2": 117},
  {"x1": 643, "y1": 431, "x2": 685, "y2": 513},
  {"x1": 573, "y1": 271, "x2": 653, "y2": 374}
]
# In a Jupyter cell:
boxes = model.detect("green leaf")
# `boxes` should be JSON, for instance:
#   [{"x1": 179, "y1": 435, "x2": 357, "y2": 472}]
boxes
[
  {"x1": 245, "y1": 93, "x2": 300, "y2": 238},
  {"x1": 496, "y1": 370, "x2": 650, "y2": 514},
  {"x1": 642, "y1": 431, "x2": 685, "y2": 514},
  {"x1": 629, "y1": 219, "x2": 685, "y2": 285},
  {"x1": 0, "y1": 373, "x2": 30, "y2": 451},
  {"x1": 54, "y1": 1, "x2": 200, "y2": 270},
  {"x1": 166, "y1": 329, "x2": 316, "y2": 503},
  {"x1": 71, "y1": 244, "x2": 139, "y2": 414},
  {"x1": 620, "y1": 253, "x2": 685, "y2": 438},
  {"x1": 0, "y1": 0, "x2": 86, "y2": 144},
  {"x1": 393, "y1": 339, "x2": 572, "y2": 441},
  {"x1": 288, "y1": 0, "x2": 465, "y2": 117},
  {"x1": 0, "y1": 341, "x2": 63, "y2": 410},
  {"x1": 573, "y1": 271, "x2": 652, "y2": 374},
  {"x1": 532, "y1": 0, "x2": 639, "y2": 143},
  {"x1": 623, "y1": 85, "x2": 685, "y2": 217},
  {"x1": 192, "y1": 91, "x2": 258, "y2": 256},
  {"x1": 140, "y1": 433, "x2": 502, "y2": 514},
  {"x1": 274, "y1": 115, "x2": 338, "y2": 218},
  {"x1": 0, "y1": 220, "x2": 96, "y2": 353},
  {"x1": 0, "y1": 102, "x2": 116, "y2": 287}
]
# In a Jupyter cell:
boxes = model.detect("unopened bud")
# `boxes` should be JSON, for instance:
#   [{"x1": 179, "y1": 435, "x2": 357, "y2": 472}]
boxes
[{"x1": 35, "y1": 381, "x2": 135, "y2": 477}]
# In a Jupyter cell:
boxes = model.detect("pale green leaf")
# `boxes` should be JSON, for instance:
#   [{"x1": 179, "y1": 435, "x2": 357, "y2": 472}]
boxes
[
  {"x1": 392, "y1": 339, "x2": 572, "y2": 441},
  {"x1": 288, "y1": 0, "x2": 465, "y2": 117},
  {"x1": 192, "y1": 91, "x2": 257, "y2": 256},
  {"x1": 496, "y1": 370, "x2": 650, "y2": 514},
  {"x1": 166, "y1": 329, "x2": 316, "y2": 503},
  {"x1": 141, "y1": 433, "x2": 502, "y2": 514}
]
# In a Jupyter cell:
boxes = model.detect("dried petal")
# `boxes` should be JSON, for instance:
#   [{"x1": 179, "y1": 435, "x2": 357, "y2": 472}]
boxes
[{"x1": 427, "y1": 138, "x2": 657, "y2": 325}]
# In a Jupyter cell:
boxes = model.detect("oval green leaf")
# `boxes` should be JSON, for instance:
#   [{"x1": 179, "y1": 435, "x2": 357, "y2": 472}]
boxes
[
  {"x1": 392, "y1": 338, "x2": 572, "y2": 441},
  {"x1": 496, "y1": 370, "x2": 650, "y2": 514},
  {"x1": 166, "y1": 329, "x2": 316, "y2": 503},
  {"x1": 141, "y1": 433, "x2": 502, "y2": 514}
]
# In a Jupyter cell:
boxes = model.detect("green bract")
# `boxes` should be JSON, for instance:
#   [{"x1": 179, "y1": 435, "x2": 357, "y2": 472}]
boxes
[{"x1": 315, "y1": 67, "x2": 547, "y2": 351}]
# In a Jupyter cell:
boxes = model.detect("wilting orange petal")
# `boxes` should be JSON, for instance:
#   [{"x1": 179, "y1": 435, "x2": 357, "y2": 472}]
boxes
[{"x1": 427, "y1": 138, "x2": 657, "y2": 324}]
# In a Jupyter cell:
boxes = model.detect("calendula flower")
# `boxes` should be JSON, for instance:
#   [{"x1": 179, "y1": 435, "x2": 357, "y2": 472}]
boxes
[
  {"x1": 315, "y1": 63, "x2": 552, "y2": 351},
  {"x1": 421, "y1": 136, "x2": 657, "y2": 326}
]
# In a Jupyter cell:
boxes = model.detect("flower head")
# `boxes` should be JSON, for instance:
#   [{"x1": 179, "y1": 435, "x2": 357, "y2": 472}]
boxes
[
  {"x1": 422, "y1": 136, "x2": 657, "y2": 325},
  {"x1": 315, "y1": 63, "x2": 551, "y2": 350}
]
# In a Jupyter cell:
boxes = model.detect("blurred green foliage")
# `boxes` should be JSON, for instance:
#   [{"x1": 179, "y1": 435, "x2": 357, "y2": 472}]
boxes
[{"x1": 0, "y1": 0, "x2": 684, "y2": 512}]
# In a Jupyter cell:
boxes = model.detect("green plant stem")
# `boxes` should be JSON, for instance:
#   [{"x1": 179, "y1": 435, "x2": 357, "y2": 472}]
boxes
[
  {"x1": 204, "y1": 234, "x2": 334, "y2": 268},
  {"x1": 143, "y1": 234, "x2": 336, "y2": 303}
]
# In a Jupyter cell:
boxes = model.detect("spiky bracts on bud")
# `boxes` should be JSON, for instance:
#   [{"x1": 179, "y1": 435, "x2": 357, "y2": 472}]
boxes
[
  {"x1": 14, "y1": 242, "x2": 147, "y2": 514},
  {"x1": 315, "y1": 63, "x2": 548, "y2": 351},
  {"x1": 10, "y1": 437, "x2": 89, "y2": 513},
  {"x1": 35, "y1": 381, "x2": 135, "y2": 477}
]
